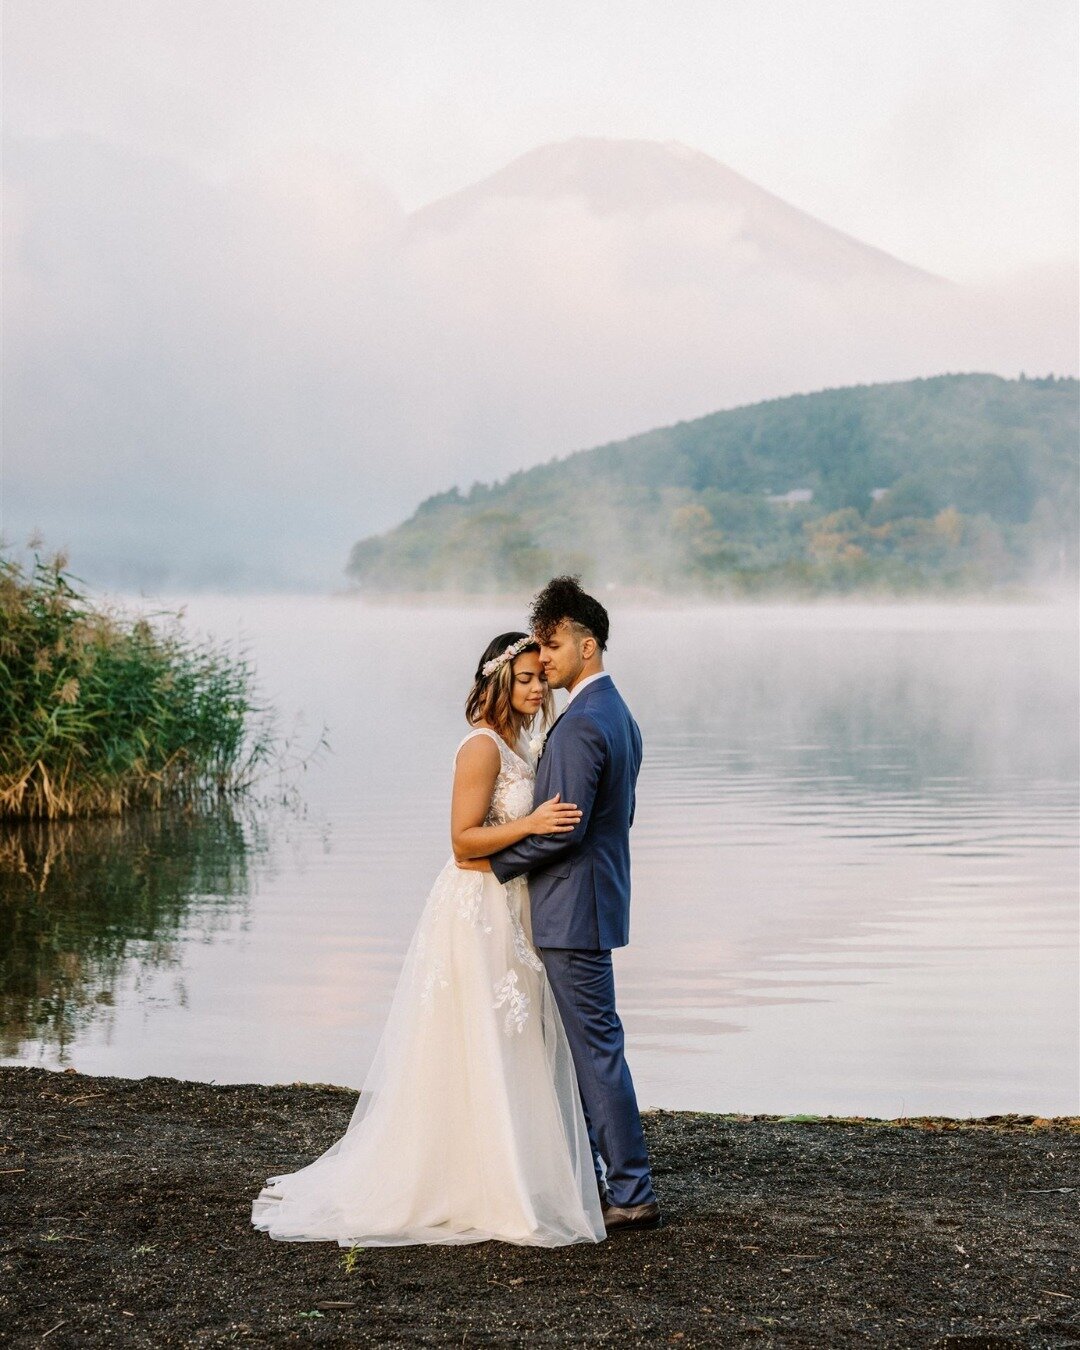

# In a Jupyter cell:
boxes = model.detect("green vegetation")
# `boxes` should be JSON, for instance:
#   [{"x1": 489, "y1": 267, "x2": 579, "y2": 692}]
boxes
[
  {"x1": 0, "y1": 804, "x2": 261, "y2": 1055},
  {"x1": 345, "y1": 373, "x2": 1078, "y2": 596},
  {"x1": 0, "y1": 541, "x2": 275, "y2": 819}
]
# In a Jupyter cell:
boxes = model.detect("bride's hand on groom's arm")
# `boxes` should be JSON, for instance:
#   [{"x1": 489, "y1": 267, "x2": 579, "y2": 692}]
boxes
[
  {"x1": 451, "y1": 793, "x2": 578, "y2": 870},
  {"x1": 487, "y1": 721, "x2": 606, "y2": 883},
  {"x1": 527, "y1": 793, "x2": 583, "y2": 838}
]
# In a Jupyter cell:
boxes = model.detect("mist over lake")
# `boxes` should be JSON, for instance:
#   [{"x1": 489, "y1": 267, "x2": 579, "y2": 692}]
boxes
[{"x1": 3, "y1": 595, "x2": 1076, "y2": 1117}]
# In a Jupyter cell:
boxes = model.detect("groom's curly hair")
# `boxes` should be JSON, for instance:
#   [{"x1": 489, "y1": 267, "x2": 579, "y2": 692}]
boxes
[{"x1": 529, "y1": 576, "x2": 609, "y2": 650}]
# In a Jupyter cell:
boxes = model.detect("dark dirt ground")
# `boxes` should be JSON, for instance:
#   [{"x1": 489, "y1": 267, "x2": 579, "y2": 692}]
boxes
[{"x1": 1, "y1": 1066, "x2": 1077, "y2": 1348}]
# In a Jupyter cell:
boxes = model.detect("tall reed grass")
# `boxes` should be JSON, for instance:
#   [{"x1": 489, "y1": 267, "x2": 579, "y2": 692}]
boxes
[{"x1": 0, "y1": 541, "x2": 276, "y2": 819}]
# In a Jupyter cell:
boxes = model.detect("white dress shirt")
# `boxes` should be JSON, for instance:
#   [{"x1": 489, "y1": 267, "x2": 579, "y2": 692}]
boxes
[{"x1": 563, "y1": 671, "x2": 608, "y2": 706}]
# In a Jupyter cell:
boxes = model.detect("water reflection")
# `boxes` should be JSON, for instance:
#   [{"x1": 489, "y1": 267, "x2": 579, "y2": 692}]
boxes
[
  {"x1": 0, "y1": 806, "x2": 264, "y2": 1059},
  {"x1": 1, "y1": 599, "x2": 1076, "y2": 1114}
]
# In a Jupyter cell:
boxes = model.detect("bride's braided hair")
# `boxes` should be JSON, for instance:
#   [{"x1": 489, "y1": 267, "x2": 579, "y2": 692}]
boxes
[
  {"x1": 465, "y1": 631, "x2": 554, "y2": 743},
  {"x1": 529, "y1": 575, "x2": 609, "y2": 650}
]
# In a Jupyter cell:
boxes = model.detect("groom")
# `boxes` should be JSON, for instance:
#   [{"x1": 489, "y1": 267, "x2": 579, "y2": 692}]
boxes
[{"x1": 487, "y1": 575, "x2": 660, "y2": 1232}]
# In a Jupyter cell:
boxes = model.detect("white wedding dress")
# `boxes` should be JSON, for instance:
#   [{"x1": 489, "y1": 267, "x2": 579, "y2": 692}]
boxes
[{"x1": 251, "y1": 727, "x2": 605, "y2": 1247}]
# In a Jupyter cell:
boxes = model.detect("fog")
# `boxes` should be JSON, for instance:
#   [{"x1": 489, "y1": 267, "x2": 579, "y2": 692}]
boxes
[
  {"x1": 6, "y1": 595, "x2": 1075, "y2": 1113},
  {"x1": 3, "y1": 1, "x2": 1077, "y2": 591}
]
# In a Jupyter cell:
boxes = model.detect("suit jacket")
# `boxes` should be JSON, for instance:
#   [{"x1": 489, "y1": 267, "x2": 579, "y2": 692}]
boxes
[{"x1": 489, "y1": 673, "x2": 642, "y2": 949}]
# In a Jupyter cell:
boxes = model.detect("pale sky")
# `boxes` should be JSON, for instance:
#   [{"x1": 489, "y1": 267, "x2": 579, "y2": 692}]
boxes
[{"x1": 5, "y1": 0, "x2": 1077, "y2": 284}]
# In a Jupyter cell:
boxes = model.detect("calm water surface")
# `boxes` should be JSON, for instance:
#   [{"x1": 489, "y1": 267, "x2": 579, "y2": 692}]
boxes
[{"x1": 3, "y1": 598, "x2": 1077, "y2": 1116}]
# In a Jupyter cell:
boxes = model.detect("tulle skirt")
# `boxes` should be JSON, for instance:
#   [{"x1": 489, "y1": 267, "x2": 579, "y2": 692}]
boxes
[{"x1": 251, "y1": 861, "x2": 605, "y2": 1247}]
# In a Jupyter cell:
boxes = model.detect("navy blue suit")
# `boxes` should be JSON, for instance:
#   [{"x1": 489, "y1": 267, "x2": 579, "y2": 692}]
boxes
[{"x1": 490, "y1": 674, "x2": 655, "y2": 1207}]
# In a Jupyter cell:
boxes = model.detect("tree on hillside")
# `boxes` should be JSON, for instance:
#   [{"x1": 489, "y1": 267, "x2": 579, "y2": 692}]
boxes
[
  {"x1": 810, "y1": 407, "x2": 880, "y2": 515},
  {"x1": 868, "y1": 475, "x2": 941, "y2": 524}
]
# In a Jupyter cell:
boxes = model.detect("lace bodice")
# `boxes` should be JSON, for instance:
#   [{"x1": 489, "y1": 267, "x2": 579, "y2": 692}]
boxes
[{"x1": 457, "y1": 728, "x2": 535, "y2": 826}]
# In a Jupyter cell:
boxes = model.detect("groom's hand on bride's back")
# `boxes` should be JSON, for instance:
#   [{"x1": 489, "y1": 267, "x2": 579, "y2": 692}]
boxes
[{"x1": 455, "y1": 857, "x2": 492, "y2": 872}]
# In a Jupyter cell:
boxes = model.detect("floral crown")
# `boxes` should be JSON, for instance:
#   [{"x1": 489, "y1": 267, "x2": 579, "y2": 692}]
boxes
[{"x1": 481, "y1": 635, "x2": 536, "y2": 679}]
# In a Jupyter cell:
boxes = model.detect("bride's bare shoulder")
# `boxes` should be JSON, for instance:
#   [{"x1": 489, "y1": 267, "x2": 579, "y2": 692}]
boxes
[{"x1": 454, "y1": 727, "x2": 502, "y2": 772}]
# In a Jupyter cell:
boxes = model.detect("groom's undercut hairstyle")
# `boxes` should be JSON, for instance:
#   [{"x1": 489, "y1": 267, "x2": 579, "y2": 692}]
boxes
[{"x1": 530, "y1": 576, "x2": 609, "y2": 651}]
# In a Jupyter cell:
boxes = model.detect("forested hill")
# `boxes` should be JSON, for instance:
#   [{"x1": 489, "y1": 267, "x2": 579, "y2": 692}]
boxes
[{"x1": 345, "y1": 373, "x2": 1078, "y2": 595}]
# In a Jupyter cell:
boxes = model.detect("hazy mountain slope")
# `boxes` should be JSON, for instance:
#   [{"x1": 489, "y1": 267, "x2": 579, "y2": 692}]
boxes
[
  {"x1": 345, "y1": 373, "x2": 1078, "y2": 595},
  {"x1": 7, "y1": 133, "x2": 1073, "y2": 592},
  {"x1": 409, "y1": 137, "x2": 946, "y2": 287}
]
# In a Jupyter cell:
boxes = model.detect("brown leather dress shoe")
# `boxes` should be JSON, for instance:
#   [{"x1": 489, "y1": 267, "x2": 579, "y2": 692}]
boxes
[{"x1": 601, "y1": 1200, "x2": 663, "y2": 1232}]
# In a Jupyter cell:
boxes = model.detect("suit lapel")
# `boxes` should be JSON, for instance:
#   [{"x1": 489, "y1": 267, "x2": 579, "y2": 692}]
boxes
[
  {"x1": 536, "y1": 710, "x2": 567, "y2": 761},
  {"x1": 537, "y1": 675, "x2": 613, "y2": 762}
]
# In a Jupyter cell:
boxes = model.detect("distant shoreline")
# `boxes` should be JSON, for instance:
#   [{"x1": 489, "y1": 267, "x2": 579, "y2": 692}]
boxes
[
  {"x1": 5, "y1": 1063, "x2": 1077, "y2": 1127},
  {"x1": 329, "y1": 584, "x2": 1079, "y2": 608}
]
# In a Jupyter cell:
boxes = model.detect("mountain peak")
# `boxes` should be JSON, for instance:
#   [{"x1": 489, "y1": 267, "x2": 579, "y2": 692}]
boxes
[
  {"x1": 408, "y1": 136, "x2": 944, "y2": 285},
  {"x1": 412, "y1": 135, "x2": 780, "y2": 222}
]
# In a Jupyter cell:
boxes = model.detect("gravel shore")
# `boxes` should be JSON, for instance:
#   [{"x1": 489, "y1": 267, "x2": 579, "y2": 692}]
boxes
[{"x1": 1, "y1": 1066, "x2": 1077, "y2": 1347}]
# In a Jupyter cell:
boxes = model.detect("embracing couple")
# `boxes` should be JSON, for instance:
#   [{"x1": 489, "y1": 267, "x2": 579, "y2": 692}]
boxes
[{"x1": 252, "y1": 576, "x2": 659, "y2": 1247}]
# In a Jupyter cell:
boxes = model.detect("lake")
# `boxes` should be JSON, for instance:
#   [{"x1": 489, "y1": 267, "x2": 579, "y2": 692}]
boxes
[{"x1": 2, "y1": 596, "x2": 1077, "y2": 1116}]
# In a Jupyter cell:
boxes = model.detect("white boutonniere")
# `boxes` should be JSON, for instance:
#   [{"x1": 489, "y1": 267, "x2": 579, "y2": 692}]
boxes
[{"x1": 528, "y1": 730, "x2": 549, "y2": 761}]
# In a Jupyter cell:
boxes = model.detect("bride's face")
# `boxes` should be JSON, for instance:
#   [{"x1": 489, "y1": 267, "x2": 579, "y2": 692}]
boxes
[{"x1": 509, "y1": 651, "x2": 546, "y2": 719}]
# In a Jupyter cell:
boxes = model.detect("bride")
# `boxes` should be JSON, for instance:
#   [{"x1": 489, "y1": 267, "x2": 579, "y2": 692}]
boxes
[{"x1": 251, "y1": 632, "x2": 607, "y2": 1247}]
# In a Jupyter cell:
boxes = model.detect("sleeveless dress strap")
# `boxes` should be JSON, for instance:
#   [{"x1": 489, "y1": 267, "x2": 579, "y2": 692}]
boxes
[{"x1": 454, "y1": 727, "x2": 507, "y2": 761}]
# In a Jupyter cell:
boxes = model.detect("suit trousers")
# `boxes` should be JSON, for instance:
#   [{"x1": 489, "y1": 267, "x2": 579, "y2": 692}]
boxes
[{"x1": 537, "y1": 946, "x2": 656, "y2": 1209}]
